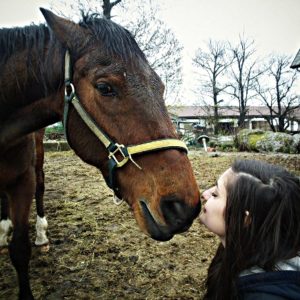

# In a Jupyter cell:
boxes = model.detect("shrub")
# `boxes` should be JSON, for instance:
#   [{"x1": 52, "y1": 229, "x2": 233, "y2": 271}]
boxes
[
  {"x1": 235, "y1": 129, "x2": 298, "y2": 153},
  {"x1": 235, "y1": 129, "x2": 264, "y2": 151},
  {"x1": 45, "y1": 122, "x2": 64, "y2": 140},
  {"x1": 256, "y1": 132, "x2": 294, "y2": 153}
]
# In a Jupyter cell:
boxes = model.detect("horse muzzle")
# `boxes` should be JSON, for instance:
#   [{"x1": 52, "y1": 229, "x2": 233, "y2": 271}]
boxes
[{"x1": 139, "y1": 196, "x2": 201, "y2": 241}]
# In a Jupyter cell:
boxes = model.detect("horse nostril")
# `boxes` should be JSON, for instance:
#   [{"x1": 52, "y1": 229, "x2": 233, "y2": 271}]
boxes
[
  {"x1": 162, "y1": 200, "x2": 184, "y2": 224},
  {"x1": 160, "y1": 196, "x2": 200, "y2": 232}
]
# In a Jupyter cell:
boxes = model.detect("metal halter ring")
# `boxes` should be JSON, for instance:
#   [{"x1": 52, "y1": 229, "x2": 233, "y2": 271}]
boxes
[{"x1": 64, "y1": 82, "x2": 75, "y2": 100}]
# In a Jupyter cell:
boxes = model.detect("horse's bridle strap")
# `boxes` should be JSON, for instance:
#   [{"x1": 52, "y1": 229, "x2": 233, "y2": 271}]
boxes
[
  {"x1": 128, "y1": 139, "x2": 187, "y2": 155},
  {"x1": 71, "y1": 95, "x2": 188, "y2": 157},
  {"x1": 71, "y1": 96, "x2": 111, "y2": 148}
]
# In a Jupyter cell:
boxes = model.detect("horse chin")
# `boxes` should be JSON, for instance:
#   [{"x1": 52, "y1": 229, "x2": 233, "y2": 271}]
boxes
[
  {"x1": 137, "y1": 200, "x2": 174, "y2": 242},
  {"x1": 129, "y1": 195, "x2": 198, "y2": 241}
]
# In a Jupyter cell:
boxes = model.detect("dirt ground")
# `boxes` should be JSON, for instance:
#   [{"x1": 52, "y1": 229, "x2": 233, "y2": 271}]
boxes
[{"x1": 0, "y1": 150, "x2": 299, "y2": 300}]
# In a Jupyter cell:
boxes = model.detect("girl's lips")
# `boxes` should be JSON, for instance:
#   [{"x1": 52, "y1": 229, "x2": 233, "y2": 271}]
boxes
[{"x1": 202, "y1": 199, "x2": 207, "y2": 213}]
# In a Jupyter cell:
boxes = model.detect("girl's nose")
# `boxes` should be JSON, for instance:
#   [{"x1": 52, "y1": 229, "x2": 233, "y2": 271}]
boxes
[
  {"x1": 201, "y1": 189, "x2": 211, "y2": 202},
  {"x1": 201, "y1": 186, "x2": 215, "y2": 202}
]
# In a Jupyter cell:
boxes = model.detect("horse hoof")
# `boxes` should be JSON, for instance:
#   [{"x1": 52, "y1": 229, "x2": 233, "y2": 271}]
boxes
[
  {"x1": 37, "y1": 243, "x2": 50, "y2": 253},
  {"x1": 0, "y1": 246, "x2": 9, "y2": 254}
]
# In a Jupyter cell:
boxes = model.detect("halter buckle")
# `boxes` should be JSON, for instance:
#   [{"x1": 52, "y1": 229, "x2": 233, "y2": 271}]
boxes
[
  {"x1": 64, "y1": 82, "x2": 75, "y2": 102},
  {"x1": 108, "y1": 143, "x2": 129, "y2": 168}
]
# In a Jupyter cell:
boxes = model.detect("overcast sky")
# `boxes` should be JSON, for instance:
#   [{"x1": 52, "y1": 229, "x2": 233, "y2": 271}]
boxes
[{"x1": 0, "y1": 0, "x2": 299, "y2": 104}]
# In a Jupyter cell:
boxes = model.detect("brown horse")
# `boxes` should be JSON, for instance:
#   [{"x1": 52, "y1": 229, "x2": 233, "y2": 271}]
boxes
[
  {"x1": 0, "y1": 9, "x2": 200, "y2": 299},
  {"x1": 0, "y1": 129, "x2": 49, "y2": 251}
]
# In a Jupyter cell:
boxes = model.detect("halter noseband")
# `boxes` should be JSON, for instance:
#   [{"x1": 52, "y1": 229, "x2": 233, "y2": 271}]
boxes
[{"x1": 63, "y1": 51, "x2": 188, "y2": 192}]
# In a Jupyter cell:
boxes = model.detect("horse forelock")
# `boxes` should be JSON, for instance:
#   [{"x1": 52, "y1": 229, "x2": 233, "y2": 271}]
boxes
[{"x1": 79, "y1": 13, "x2": 147, "y2": 65}]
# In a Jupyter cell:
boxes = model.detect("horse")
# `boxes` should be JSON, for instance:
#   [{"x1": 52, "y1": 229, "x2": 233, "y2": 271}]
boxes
[
  {"x1": 0, "y1": 129, "x2": 49, "y2": 253},
  {"x1": 0, "y1": 9, "x2": 201, "y2": 299}
]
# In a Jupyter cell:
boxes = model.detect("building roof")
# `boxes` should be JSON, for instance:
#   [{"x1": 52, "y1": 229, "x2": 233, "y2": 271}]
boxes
[
  {"x1": 168, "y1": 106, "x2": 300, "y2": 119},
  {"x1": 291, "y1": 49, "x2": 300, "y2": 69}
]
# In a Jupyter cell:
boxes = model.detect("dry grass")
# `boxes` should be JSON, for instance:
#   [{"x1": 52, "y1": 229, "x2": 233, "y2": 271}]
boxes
[{"x1": 0, "y1": 150, "x2": 299, "y2": 299}]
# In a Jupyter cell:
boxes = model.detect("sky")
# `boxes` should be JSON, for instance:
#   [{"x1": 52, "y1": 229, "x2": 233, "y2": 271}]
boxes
[{"x1": 0, "y1": 0, "x2": 299, "y2": 104}]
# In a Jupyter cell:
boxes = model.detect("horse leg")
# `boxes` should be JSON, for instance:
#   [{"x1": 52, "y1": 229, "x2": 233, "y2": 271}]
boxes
[
  {"x1": 0, "y1": 192, "x2": 13, "y2": 251},
  {"x1": 8, "y1": 167, "x2": 35, "y2": 300},
  {"x1": 34, "y1": 129, "x2": 49, "y2": 251}
]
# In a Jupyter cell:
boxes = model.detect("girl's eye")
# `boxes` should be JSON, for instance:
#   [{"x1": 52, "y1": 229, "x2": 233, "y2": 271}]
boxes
[
  {"x1": 95, "y1": 82, "x2": 116, "y2": 97},
  {"x1": 211, "y1": 189, "x2": 218, "y2": 197}
]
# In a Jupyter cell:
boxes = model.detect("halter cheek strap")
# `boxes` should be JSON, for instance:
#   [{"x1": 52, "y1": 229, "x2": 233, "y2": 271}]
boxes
[{"x1": 63, "y1": 50, "x2": 188, "y2": 191}]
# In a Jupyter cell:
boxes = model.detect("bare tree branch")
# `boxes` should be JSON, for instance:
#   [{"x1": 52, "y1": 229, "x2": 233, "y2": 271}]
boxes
[
  {"x1": 228, "y1": 36, "x2": 264, "y2": 127},
  {"x1": 192, "y1": 40, "x2": 233, "y2": 134},
  {"x1": 102, "y1": 0, "x2": 122, "y2": 19},
  {"x1": 118, "y1": 1, "x2": 183, "y2": 104},
  {"x1": 255, "y1": 54, "x2": 299, "y2": 132}
]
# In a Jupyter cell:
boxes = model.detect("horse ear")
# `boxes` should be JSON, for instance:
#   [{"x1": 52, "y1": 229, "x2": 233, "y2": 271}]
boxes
[{"x1": 40, "y1": 8, "x2": 84, "y2": 49}]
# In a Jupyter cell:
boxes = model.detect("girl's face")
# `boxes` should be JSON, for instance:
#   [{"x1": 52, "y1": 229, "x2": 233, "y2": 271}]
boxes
[{"x1": 199, "y1": 168, "x2": 234, "y2": 244}]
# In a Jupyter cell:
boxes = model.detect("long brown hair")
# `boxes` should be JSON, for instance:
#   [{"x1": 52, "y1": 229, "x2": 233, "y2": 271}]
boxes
[{"x1": 204, "y1": 160, "x2": 300, "y2": 299}]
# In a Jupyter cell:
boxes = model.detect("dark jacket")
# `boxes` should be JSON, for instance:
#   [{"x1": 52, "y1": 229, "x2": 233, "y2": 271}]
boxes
[{"x1": 238, "y1": 271, "x2": 300, "y2": 300}]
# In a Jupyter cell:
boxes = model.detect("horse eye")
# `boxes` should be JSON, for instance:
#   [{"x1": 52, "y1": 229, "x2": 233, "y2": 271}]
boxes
[{"x1": 96, "y1": 82, "x2": 116, "y2": 97}]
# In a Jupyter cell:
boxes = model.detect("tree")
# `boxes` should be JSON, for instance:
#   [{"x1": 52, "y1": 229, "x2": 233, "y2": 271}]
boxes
[
  {"x1": 228, "y1": 37, "x2": 263, "y2": 128},
  {"x1": 102, "y1": 0, "x2": 122, "y2": 19},
  {"x1": 193, "y1": 40, "x2": 232, "y2": 134},
  {"x1": 116, "y1": 1, "x2": 183, "y2": 104},
  {"x1": 255, "y1": 55, "x2": 299, "y2": 132}
]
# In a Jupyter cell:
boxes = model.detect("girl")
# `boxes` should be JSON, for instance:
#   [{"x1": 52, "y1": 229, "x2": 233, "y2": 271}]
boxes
[{"x1": 200, "y1": 159, "x2": 300, "y2": 299}]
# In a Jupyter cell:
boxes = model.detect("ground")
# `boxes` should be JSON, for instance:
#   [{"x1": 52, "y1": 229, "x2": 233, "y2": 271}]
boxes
[{"x1": 0, "y1": 150, "x2": 299, "y2": 300}]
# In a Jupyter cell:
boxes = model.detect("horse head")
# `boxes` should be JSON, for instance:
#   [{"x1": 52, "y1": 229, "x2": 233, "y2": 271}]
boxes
[{"x1": 41, "y1": 9, "x2": 200, "y2": 241}]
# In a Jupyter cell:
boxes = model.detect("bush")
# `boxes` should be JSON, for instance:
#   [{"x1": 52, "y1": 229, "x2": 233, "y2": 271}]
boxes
[
  {"x1": 209, "y1": 141, "x2": 217, "y2": 148},
  {"x1": 217, "y1": 142, "x2": 236, "y2": 152},
  {"x1": 292, "y1": 134, "x2": 300, "y2": 153},
  {"x1": 256, "y1": 132, "x2": 294, "y2": 153},
  {"x1": 45, "y1": 122, "x2": 64, "y2": 140},
  {"x1": 235, "y1": 129, "x2": 264, "y2": 151},
  {"x1": 235, "y1": 129, "x2": 298, "y2": 154}
]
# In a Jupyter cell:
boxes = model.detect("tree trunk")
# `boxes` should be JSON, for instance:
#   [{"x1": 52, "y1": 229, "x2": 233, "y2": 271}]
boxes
[
  {"x1": 278, "y1": 116, "x2": 285, "y2": 132},
  {"x1": 238, "y1": 110, "x2": 247, "y2": 128},
  {"x1": 266, "y1": 116, "x2": 276, "y2": 132},
  {"x1": 102, "y1": 0, "x2": 122, "y2": 19},
  {"x1": 213, "y1": 94, "x2": 220, "y2": 135}
]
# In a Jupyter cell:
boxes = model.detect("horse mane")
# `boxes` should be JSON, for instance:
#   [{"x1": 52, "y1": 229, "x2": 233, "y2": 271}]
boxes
[
  {"x1": 0, "y1": 24, "x2": 52, "y2": 66},
  {"x1": 0, "y1": 24, "x2": 60, "y2": 99},
  {"x1": 0, "y1": 13, "x2": 147, "y2": 100},
  {"x1": 79, "y1": 12, "x2": 147, "y2": 63},
  {"x1": 0, "y1": 12, "x2": 147, "y2": 67}
]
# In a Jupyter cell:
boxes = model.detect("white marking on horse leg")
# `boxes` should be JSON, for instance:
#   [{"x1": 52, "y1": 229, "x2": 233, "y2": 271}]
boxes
[
  {"x1": 35, "y1": 216, "x2": 49, "y2": 246},
  {"x1": 0, "y1": 219, "x2": 13, "y2": 247}
]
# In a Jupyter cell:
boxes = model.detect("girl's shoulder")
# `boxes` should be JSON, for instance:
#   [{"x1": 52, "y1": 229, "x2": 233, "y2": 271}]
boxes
[
  {"x1": 240, "y1": 255, "x2": 300, "y2": 277},
  {"x1": 238, "y1": 271, "x2": 300, "y2": 300}
]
